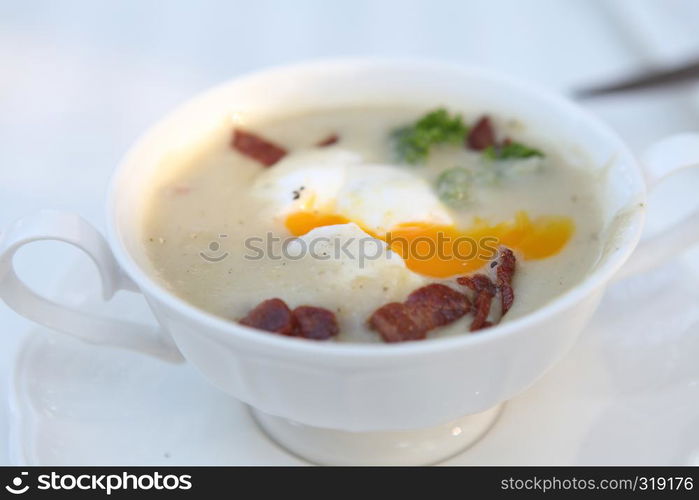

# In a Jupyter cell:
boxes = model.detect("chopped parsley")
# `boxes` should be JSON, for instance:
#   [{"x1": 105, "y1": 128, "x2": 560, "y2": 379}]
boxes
[
  {"x1": 483, "y1": 141, "x2": 544, "y2": 160},
  {"x1": 393, "y1": 108, "x2": 468, "y2": 164}
]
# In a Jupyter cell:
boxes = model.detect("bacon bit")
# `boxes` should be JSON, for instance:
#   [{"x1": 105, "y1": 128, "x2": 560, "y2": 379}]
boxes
[
  {"x1": 239, "y1": 299, "x2": 339, "y2": 340},
  {"x1": 316, "y1": 133, "x2": 339, "y2": 147},
  {"x1": 500, "y1": 285, "x2": 514, "y2": 316},
  {"x1": 232, "y1": 128, "x2": 287, "y2": 167},
  {"x1": 293, "y1": 306, "x2": 339, "y2": 340},
  {"x1": 457, "y1": 274, "x2": 496, "y2": 331},
  {"x1": 497, "y1": 248, "x2": 516, "y2": 315},
  {"x1": 467, "y1": 116, "x2": 496, "y2": 151},
  {"x1": 405, "y1": 284, "x2": 471, "y2": 329},
  {"x1": 457, "y1": 248, "x2": 517, "y2": 331},
  {"x1": 369, "y1": 284, "x2": 470, "y2": 343},
  {"x1": 457, "y1": 274, "x2": 496, "y2": 295},
  {"x1": 369, "y1": 302, "x2": 427, "y2": 343},
  {"x1": 470, "y1": 289, "x2": 495, "y2": 331},
  {"x1": 239, "y1": 298, "x2": 296, "y2": 335},
  {"x1": 172, "y1": 185, "x2": 191, "y2": 196}
]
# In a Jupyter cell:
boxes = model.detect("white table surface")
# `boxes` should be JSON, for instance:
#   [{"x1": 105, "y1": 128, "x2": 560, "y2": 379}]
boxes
[{"x1": 1, "y1": 0, "x2": 699, "y2": 465}]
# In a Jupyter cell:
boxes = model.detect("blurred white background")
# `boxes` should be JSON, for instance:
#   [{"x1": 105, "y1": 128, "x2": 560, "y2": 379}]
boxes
[{"x1": 2, "y1": 0, "x2": 699, "y2": 464}]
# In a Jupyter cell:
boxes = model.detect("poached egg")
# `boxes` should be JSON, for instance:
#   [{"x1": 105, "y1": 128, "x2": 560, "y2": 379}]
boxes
[{"x1": 253, "y1": 150, "x2": 574, "y2": 278}]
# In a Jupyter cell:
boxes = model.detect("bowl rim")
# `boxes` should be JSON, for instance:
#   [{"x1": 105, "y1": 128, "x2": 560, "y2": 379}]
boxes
[{"x1": 105, "y1": 56, "x2": 646, "y2": 359}]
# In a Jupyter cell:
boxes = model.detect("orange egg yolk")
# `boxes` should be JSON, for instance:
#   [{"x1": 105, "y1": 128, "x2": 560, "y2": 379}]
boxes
[
  {"x1": 284, "y1": 210, "x2": 574, "y2": 278},
  {"x1": 285, "y1": 212, "x2": 352, "y2": 236}
]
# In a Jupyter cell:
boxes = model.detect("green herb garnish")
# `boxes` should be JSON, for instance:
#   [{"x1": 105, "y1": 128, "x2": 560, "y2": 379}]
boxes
[
  {"x1": 435, "y1": 167, "x2": 472, "y2": 207},
  {"x1": 393, "y1": 108, "x2": 468, "y2": 164},
  {"x1": 483, "y1": 141, "x2": 544, "y2": 160}
]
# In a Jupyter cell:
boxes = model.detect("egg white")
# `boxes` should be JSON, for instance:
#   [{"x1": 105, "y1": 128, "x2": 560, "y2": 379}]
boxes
[{"x1": 252, "y1": 149, "x2": 453, "y2": 235}]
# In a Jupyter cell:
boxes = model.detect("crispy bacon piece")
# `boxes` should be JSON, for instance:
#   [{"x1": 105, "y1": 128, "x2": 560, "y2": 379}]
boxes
[
  {"x1": 458, "y1": 274, "x2": 496, "y2": 331},
  {"x1": 457, "y1": 248, "x2": 517, "y2": 331},
  {"x1": 232, "y1": 128, "x2": 287, "y2": 167},
  {"x1": 316, "y1": 133, "x2": 339, "y2": 147},
  {"x1": 500, "y1": 282, "x2": 514, "y2": 316},
  {"x1": 470, "y1": 288, "x2": 495, "y2": 331},
  {"x1": 239, "y1": 298, "x2": 296, "y2": 335},
  {"x1": 369, "y1": 284, "x2": 470, "y2": 343},
  {"x1": 496, "y1": 248, "x2": 516, "y2": 315},
  {"x1": 457, "y1": 274, "x2": 496, "y2": 295},
  {"x1": 293, "y1": 306, "x2": 339, "y2": 340},
  {"x1": 369, "y1": 302, "x2": 427, "y2": 343},
  {"x1": 467, "y1": 116, "x2": 496, "y2": 151},
  {"x1": 405, "y1": 284, "x2": 471, "y2": 330},
  {"x1": 239, "y1": 299, "x2": 338, "y2": 340}
]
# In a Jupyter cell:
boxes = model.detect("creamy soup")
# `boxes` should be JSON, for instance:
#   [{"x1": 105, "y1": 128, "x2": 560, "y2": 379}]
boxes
[{"x1": 142, "y1": 106, "x2": 604, "y2": 343}]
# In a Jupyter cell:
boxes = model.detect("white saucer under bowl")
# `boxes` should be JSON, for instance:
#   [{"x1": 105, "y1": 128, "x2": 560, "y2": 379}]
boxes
[{"x1": 8, "y1": 252, "x2": 699, "y2": 465}]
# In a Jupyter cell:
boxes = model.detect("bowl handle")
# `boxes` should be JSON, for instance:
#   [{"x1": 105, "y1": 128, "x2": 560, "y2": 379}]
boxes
[
  {"x1": 0, "y1": 210, "x2": 184, "y2": 363},
  {"x1": 614, "y1": 133, "x2": 699, "y2": 281}
]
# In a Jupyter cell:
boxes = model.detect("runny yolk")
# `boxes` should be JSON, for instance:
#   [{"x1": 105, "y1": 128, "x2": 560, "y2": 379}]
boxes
[
  {"x1": 284, "y1": 210, "x2": 574, "y2": 278},
  {"x1": 285, "y1": 211, "x2": 351, "y2": 236}
]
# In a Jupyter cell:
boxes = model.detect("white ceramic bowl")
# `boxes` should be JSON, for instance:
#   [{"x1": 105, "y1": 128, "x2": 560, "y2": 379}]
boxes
[{"x1": 3, "y1": 59, "x2": 699, "y2": 464}]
